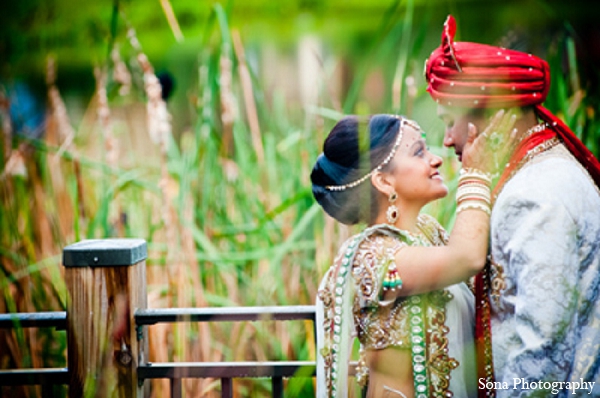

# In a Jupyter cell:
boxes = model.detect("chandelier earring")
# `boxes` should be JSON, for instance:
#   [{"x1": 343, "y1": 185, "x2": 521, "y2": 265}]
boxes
[{"x1": 386, "y1": 192, "x2": 399, "y2": 224}]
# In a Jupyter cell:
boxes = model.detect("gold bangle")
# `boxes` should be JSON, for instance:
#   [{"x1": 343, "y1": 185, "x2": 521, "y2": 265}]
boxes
[{"x1": 459, "y1": 168, "x2": 492, "y2": 185}]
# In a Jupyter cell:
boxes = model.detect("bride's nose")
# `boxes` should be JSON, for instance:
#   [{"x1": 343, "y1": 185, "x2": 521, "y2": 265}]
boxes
[{"x1": 430, "y1": 154, "x2": 443, "y2": 168}]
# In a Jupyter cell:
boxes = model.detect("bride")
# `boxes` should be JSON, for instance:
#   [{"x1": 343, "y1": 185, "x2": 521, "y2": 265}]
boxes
[{"x1": 310, "y1": 112, "x2": 515, "y2": 397}]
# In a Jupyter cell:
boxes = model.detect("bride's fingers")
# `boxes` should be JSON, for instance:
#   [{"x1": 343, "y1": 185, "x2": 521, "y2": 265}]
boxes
[
  {"x1": 489, "y1": 111, "x2": 516, "y2": 144},
  {"x1": 486, "y1": 109, "x2": 506, "y2": 133},
  {"x1": 502, "y1": 127, "x2": 520, "y2": 153},
  {"x1": 498, "y1": 112, "x2": 517, "y2": 135},
  {"x1": 499, "y1": 113, "x2": 518, "y2": 145},
  {"x1": 467, "y1": 122, "x2": 478, "y2": 143},
  {"x1": 477, "y1": 109, "x2": 506, "y2": 146}
]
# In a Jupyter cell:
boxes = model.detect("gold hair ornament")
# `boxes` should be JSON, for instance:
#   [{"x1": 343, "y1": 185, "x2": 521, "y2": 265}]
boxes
[{"x1": 325, "y1": 117, "x2": 421, "y2": 191}]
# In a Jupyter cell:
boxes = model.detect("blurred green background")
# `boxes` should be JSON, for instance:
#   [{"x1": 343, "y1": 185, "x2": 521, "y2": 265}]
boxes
[
  {"x1": 2, "y1": 0, "x2": 599, "y2": 137},
  {"x1": 1, "y1": 0, "x2": 598, "y2": 396}
]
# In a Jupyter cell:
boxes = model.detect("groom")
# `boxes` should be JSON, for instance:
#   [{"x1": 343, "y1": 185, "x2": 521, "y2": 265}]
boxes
[{"x1": 424, "y1": 15, "x2": 600, "y2": 397}]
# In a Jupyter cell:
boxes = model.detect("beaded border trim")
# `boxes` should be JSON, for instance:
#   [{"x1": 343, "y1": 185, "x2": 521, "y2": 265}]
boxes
[
  {"x1": 325, "y1": 117, "x2": 421, "y2": 191},
  {"x1": 409, "y1": 295, "x2": 430, "y2": 398},
  {"x1": 323, "y1": 224, "x2": 427, "y2": 397},
  {"x1": 327, "y1": 233, "x2": 360, "y2": 397}
]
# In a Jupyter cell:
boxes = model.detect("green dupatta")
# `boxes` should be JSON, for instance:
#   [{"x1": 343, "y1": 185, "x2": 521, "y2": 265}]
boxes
[{"x1": 315, "y1": 224, "x2": 430, "y2": 397}]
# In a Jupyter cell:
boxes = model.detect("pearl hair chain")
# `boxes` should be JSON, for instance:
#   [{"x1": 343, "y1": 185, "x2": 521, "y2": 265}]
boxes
[{"x1": 325, "y1": 117, "x2": 421, "y2": 191}]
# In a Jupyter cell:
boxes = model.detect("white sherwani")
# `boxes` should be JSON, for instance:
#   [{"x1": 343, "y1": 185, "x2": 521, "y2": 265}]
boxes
[{"x1": 490, "y1": 144, "x2": 600, "y2": 397}]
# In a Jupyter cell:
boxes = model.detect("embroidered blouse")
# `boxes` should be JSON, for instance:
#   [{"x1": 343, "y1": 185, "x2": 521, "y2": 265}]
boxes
[{"x1": 316, "y1": 214, "x2": 477, "y2": 397}]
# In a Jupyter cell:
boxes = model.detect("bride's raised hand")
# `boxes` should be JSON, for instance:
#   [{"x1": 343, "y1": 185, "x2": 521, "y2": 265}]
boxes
[{"x1": 461, "y1": 109, "x2": 518, "y2": 176}]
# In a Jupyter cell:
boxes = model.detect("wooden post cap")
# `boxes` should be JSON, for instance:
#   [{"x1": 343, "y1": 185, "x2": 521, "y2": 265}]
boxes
[{"x1": 62, "y1": 239, "x2": 147, "y2": 267}]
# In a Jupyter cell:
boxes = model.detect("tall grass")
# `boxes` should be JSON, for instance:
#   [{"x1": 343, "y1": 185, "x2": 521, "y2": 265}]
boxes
[{"x1": 1, "y1": 2, "x2": 598, "y2": 397}]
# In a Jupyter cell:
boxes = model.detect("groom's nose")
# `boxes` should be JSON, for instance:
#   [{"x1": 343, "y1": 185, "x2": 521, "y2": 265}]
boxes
[{"x1": 443, "y1": 130, "x2": 455, "y2": 148}]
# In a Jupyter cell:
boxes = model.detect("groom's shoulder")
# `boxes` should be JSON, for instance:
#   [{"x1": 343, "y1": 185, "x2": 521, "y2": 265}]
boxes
[
  {"x1": 500, "y1": 144, "x2": 600, "y2": 206},
  {"x1": 507, "y1": 145, "x2": 598, "y2": 195}
]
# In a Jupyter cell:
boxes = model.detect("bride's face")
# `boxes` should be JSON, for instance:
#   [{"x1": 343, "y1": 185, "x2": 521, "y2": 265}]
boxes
[{"x1": 386, "y1": 125, "x2": 449, "y2": 205}]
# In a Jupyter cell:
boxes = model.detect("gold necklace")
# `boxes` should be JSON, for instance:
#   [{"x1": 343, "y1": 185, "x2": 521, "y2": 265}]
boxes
[
  {"x1": 524, "y1": 122, "x2": 548, "y2": 136},
  {"x1": 511, "y1": 122, "x2": 548, "y2": 151}
]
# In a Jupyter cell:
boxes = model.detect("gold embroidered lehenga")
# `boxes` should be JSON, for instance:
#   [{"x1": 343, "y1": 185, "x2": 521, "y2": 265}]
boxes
[{"x1": 316, "y1": 214, "x2": 477, "y2": 397}]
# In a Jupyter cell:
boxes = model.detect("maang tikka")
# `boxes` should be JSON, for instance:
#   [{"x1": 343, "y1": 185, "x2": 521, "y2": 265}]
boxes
[{"x1": 386, "y1": 192, "x2": 399, "y2": 224}]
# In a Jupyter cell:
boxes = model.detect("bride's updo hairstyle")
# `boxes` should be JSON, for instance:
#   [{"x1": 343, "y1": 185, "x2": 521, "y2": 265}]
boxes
[{"x1": 311, "y1": 114, "x2": 403, "y2": 225}]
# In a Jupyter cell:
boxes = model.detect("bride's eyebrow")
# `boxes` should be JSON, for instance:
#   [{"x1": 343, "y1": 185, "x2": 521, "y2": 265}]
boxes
[{"x1": 409, "y1": 139, "x2": 426, "y2": 151}]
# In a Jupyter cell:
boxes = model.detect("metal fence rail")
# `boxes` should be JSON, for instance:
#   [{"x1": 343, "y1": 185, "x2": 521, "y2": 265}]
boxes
[
  {"x1": 0, "y1": 311, "x2": 66, "y2": 329},
  {"x1": 0, "y1": 311, "x2": 68, "y2": 397},
  {"x1": 135, "y1": 305, "x2": 318, "y2": 398},
  {"x1": 135, "y1": 305, "x2": 316, "y2": 325},
  {"x1": 0, "y1": 239, "x2": 327, "y2": 398},
  {"x1": 0, "y1": 306, "x2": 321, "y2": 398},
  {"x1": 138, "y1": 361, "x2": 317, "y2": 398}
]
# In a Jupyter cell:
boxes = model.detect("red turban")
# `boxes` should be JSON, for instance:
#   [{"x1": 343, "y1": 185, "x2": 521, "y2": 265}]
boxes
[{"x1": 425, "y1": 15, "x2": 600, "y2": 188}]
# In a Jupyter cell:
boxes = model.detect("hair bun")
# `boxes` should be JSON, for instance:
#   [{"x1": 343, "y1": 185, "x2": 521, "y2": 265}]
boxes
[{"x1": 310, "y1": 114, "x2": 405, "y2": 225}]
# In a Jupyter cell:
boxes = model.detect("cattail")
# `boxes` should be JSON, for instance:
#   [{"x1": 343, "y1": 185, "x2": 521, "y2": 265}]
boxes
[
  {"x1": 127, "y1": 25, "x2": 175, "y2": 250},
  {"x1": 111, "y1": 46, "x2": 132, "y2": 96},
  {"x1": 135, "y1": 50, "x2": 172, "y2": 149},
  {"x1": 2, "y1": 147, "x2": 27, "y2": 178},
  {"x1": 94, "y1": 67, "x2": 119, "y2": 165},
  {"x1": 220, "y1": 52, "x2": 236, "y2": 127},
  {"x1": 219, "y1": 42, "x2": 237, "y2": 156},
  {"x1": 47, "y1": 57, "x2": 75, "y2": 154},
  {"x1": 127, "y1": 26, "x2": 172, "y2": 149}
]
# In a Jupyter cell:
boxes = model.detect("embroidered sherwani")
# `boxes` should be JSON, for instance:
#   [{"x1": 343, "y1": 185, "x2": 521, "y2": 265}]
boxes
[{"x1": 489, "y1": 144, "x2": 600, "y2": 396}]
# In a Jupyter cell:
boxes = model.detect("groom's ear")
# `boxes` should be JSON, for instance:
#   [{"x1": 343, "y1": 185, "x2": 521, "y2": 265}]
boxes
[{"x1": 371, "y1": 171, "x2": 395, "y2": 196}]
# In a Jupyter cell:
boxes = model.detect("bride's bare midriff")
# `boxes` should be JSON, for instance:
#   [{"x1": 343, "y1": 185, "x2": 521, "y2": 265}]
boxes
[{"x1": 365, "y1": 346, "x2": 414, "y2": 397}]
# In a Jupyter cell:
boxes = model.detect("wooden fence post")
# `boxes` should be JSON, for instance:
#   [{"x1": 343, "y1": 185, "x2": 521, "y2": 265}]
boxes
[{"x1": 62, "y1": 239, "x2": 147, "y2": 398}]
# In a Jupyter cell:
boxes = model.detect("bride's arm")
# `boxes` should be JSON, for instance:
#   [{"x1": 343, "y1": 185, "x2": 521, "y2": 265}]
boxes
[
  {"x1": 389, "y1": 110, "x2": 517, "y2": 297},
  {"x1": 393, "y1": 203, "x2": 489, "y2": 296}
]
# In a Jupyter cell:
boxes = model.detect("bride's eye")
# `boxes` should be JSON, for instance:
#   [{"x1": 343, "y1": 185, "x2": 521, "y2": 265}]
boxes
[{"x1": 415, "y1": 143, "x2": 425, "y2": 157}]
